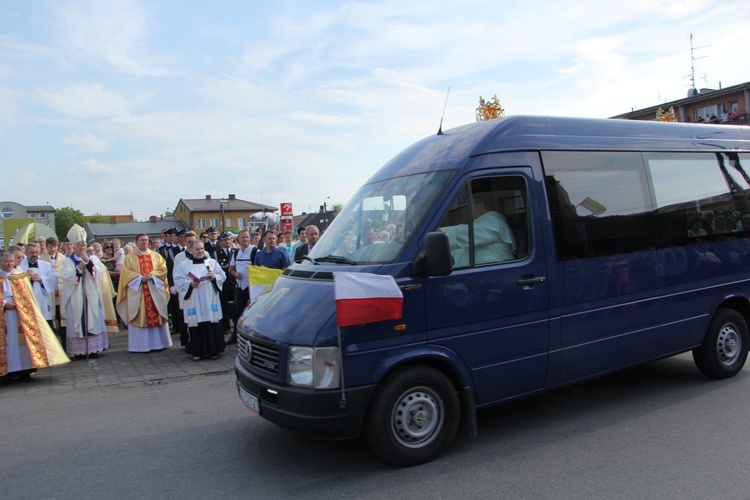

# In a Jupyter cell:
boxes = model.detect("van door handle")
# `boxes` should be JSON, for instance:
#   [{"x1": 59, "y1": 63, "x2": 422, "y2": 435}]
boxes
[
  {"x1": 517, "y1": 276, "x2": 546, "y2": 287},
  {"x1": 399, "y1": 284, "x2": 422, "y2": 291}
]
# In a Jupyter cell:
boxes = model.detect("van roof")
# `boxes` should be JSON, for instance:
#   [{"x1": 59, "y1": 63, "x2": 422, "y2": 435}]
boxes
[{"x1": 370, "y1": 115, "x2": 750, "y2": 182}]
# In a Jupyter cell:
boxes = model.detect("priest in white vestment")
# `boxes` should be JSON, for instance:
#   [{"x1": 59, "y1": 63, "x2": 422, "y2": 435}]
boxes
[
  {"x1": 174, "y1": 241, "x2": 226, "y2": 360},
  {"x1": 40, "y1": 236, "x2": 67, "y2": 339},
  {"x1": 1, "y1": 251, "x2": 69, "y2": 381},
  {"x1": 61, "y1": 225, "x2": 113, "y2": 357},
  {"x1": 116, "y1": 234, "x2": 172, "y2": 353},
  {"x1": 18, "y1": 242, "x2": 58, "y2": 330}
]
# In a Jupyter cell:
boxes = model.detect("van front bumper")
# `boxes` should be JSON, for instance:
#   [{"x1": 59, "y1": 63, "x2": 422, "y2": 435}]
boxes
[{"x1": 234, "y1": 356, "x2": 376, "y2": 440}]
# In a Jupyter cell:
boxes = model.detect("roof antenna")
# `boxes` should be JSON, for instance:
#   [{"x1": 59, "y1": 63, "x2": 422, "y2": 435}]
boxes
[{"x1": 437, "y1": 86, "x2": 450, "y2": 135}]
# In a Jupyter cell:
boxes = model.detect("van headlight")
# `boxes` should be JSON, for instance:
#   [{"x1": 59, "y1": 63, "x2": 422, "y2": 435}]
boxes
[{"x1": 287, "y1": 346, "x2": 340, "y2": 389}]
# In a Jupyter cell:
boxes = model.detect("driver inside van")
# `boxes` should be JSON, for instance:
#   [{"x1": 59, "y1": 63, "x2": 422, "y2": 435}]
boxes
[{"x1": 440, "y1": 191, "x2": 516, "y2": 268}]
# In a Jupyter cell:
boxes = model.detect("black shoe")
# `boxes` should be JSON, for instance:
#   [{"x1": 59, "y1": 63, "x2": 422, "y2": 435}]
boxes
[{"x1": 226, "y1": 335, "x2": 237, "y2": 345}]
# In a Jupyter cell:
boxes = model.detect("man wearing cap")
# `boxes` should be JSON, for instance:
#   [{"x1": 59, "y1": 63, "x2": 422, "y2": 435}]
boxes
[
  {"x1": 61, "y1": 224, "x2": 115, "y2": 358},
  {"x1": 204, "y1": 226, "x2": 219, "y2": 259},
  {"x1": 216, "y1": 232, "x2": 236, "y2": 332},
  {"x1": 175, "y1": 228, "x2": 187, "y2": 252},
  {"x1": 116, "y1": 233, "x2": 172, "y2": 352},
  {"x1": 159, "y1": 228, "x2": 183, "y2": 339}
]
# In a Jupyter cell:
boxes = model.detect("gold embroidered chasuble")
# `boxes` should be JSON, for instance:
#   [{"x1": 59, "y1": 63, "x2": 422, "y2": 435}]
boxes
[
  {"x1": 116, "y1": 250, "x2": 169, "y2": 328},
  {"x1": 0, "y1": 270, "x2": 69, "y2": 376}
]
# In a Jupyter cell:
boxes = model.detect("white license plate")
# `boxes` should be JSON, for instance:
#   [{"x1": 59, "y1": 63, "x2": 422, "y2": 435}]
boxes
[{"x1": 238, "y1": 385, "x2": 260, "y2": 414}]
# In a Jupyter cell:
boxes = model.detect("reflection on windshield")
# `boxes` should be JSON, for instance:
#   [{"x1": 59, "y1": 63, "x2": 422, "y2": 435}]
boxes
[{"x1": 303, "y1": 171, "x2": 453, "y2": 264}]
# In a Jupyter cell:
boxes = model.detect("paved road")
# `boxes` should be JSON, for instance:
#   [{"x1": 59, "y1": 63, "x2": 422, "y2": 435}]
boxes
[
  {"x1": 3, "y1": 334, "x2": 750, "y2": 499},
  {"x1": 3, "y1": 327, "x2": 236, "y2": 393}
]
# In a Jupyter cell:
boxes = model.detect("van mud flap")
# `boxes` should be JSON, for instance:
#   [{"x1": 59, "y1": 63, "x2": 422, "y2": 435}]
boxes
[{"x1": 461, "y1": 386, "x2": 478, "y2": 438}]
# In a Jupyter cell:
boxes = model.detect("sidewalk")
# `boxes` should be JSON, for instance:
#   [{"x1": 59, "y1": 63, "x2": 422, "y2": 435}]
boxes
[{"x1": 2, "y1": 327, "x2": 237, "y2": 394}]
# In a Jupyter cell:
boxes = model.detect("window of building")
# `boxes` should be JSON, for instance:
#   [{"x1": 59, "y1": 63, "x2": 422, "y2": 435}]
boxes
[
  {"x1": 226, "y1": 218, "x2": 232, "y2": 228},
  {"x1": 197, "y1": 218, "x2": 206, "y2": 229},
  {"x1": 211, "y1": 218, "x2": 219, "y2": 228},
  {"x1": 695, "y1": 105, "x2": 719, "y2": 122},
  {"x1": 437, "y1": 175, "x2": 529, "y2": 268},
  {"x1": 238, "y1": 217, "x2": 246, "y2": 229}
]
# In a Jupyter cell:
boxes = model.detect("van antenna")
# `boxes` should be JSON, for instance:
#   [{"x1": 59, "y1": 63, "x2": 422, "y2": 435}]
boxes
[{"x1": 437, "y1": 86, "x2": 450, "y2": 135}]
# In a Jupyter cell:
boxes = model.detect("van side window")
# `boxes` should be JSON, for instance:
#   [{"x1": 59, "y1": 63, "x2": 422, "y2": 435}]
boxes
[
  {"x1": 647, "y1": 152, "x2": 750, "y2": 247},
  {"x1": 438, "y1": 176, "x2": 529, "y2": 268},
  {"x1": 543, "y1": 151, "x2": 655, "y2": 261}
]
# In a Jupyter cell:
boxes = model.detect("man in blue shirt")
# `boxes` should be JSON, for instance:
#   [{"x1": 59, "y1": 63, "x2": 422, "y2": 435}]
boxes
[{"x1": 254, "y1": 231, "x2": 290, "y2": 270}]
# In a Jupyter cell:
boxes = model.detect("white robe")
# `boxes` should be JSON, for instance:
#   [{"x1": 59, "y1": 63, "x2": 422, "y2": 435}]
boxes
[
  {"x1": 18, "y1": 259, "x2": 58, "y2": 321},
  {"x1": 61, "y1": 254, "x2": 109, "y2": 355},
  {"x1": 174, "y1": 258, "x2": 226, "y2": 327}
]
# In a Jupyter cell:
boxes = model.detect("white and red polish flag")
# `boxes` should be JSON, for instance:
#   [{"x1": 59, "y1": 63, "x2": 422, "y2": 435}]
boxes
[{"x1": 333, "y1": 272, "x2": 403, "y2": 328}]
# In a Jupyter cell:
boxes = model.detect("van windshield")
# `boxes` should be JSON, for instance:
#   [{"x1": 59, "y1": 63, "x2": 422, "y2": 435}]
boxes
[{"x1": 306, "y1": 171, "x2": 453, "y2": 265}]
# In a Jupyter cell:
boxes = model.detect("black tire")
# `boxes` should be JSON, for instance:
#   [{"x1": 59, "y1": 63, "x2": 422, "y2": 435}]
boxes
[
  {"x1": 365, "y1": 366, "x2": 460, "y2": 466},
  {"x1": 693, "y1": 308, "x2": 749, "y2": 379}
]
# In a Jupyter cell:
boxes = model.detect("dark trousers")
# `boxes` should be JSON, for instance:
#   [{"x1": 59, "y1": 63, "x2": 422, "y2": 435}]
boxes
[
  {"x1": 220, "y1": 274, "x2": 235, "y2": 330},
  {"x1": 55, "y1": 304, "x2": 65, "y2": 350},
  {"x1": 233, "y1": 287, "x2": 249, "y2": 335},
  {"x1": 169, "y1": 293, "x2": 187, "y2": 345}
]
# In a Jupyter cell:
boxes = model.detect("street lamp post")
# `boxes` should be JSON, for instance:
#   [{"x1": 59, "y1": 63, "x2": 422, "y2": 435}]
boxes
[{"x1": 323, "y1": 196, "x2": 330, "y2": 230}]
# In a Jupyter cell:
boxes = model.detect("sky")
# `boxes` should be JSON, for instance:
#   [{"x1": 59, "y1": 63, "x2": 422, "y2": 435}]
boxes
[{"x1": 1, "y1": 0, "x2": 749, "y2": 220}]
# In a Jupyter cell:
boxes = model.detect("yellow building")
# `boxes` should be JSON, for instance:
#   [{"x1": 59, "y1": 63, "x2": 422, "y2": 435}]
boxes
[{"x1": 173, "y1": 194, "x2": 276, "y2": 232}]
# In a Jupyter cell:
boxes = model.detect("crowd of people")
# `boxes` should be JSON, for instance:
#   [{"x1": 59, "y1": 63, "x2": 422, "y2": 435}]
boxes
[
  {"x1": 697, "y1": 109, "x2": 744, "y2": 124},
  {"x1": 0, "y1": 222, "x2": 318, "y2": 383}
]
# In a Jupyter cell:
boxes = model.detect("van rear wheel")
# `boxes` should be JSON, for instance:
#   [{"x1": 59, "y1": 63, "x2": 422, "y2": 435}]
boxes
[
  {"x1": 365, "y1": 366, "x2": 459, "y2": 466},
  {"x1": 693, "y1": 308, "x2": 749, "y2": 379}
]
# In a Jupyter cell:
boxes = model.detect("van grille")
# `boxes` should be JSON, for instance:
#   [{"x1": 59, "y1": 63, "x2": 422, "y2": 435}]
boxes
[{"x1": 238, "y1": 335, "x2": 281, "y2": 375}]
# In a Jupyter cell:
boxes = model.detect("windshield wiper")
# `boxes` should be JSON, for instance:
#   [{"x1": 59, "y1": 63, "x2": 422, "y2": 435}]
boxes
[
  {"x1": 301, "y1": 255, "x2": 319, "y2": 265},
  {"x1": 315, "y1": 255, "x2": 358, "y2": 265}
]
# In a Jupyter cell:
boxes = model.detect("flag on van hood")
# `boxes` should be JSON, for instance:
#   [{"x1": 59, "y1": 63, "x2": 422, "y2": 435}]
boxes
[
  {"x1": 333, "y1": 272, "x2": 403, "y2": 328},
  {"x1": 248, "y1": 266, "x2": 283, "y2": 303}
]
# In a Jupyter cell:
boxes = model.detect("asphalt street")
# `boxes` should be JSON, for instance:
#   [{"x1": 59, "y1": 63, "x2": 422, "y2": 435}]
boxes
[{"x1": 3, "y1": 330, "x2": 750, "y2": 499}]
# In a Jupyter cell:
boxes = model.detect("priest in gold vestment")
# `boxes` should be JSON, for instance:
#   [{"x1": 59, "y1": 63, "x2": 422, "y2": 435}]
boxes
[
  {"x1": 1, "y1": 250, "x2": 69, "y2": 381},
  {"x1": 116, "y1": 234, "x2": 172, "y2": 352}
]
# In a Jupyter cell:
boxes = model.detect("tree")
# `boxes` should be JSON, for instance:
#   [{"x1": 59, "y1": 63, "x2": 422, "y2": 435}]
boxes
[
  {"x1": 88, "y1": 213, "x2": 110, "y2": 223},
  {"x1": 55, "y1": 206, "x2": 87, "y2": 239}
]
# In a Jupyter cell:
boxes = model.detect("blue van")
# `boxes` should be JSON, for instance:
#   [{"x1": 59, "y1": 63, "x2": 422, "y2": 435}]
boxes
[{"x1": 235, "y1": 115, "x2": 750, "y2": 465}]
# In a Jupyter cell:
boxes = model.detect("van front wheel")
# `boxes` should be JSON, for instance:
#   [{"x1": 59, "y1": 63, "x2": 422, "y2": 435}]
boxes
[
  {"x1": 365, "y1": 366, "x2": 459, "y2": 466},
  {"x1": 693, "y1": 308, "x2": 749, "y2": 379}
]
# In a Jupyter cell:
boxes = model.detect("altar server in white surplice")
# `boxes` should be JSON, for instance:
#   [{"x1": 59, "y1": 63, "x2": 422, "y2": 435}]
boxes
[{"x1": 174, "y1": 241, "x2": 226, "y2": 360}]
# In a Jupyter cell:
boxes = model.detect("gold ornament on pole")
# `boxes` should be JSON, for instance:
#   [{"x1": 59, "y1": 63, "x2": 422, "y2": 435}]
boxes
[
  {"x1": 656, "y1": 106, "x2": 677, "y2": 122},
  {"x1": 476, "y1": 94, "x2": 505, "y2": 121}
]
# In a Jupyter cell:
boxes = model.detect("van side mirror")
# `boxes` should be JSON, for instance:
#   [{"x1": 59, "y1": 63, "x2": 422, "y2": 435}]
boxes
[{"x1": 424, "y1": 231, "x2": 452, "y2": 277}]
